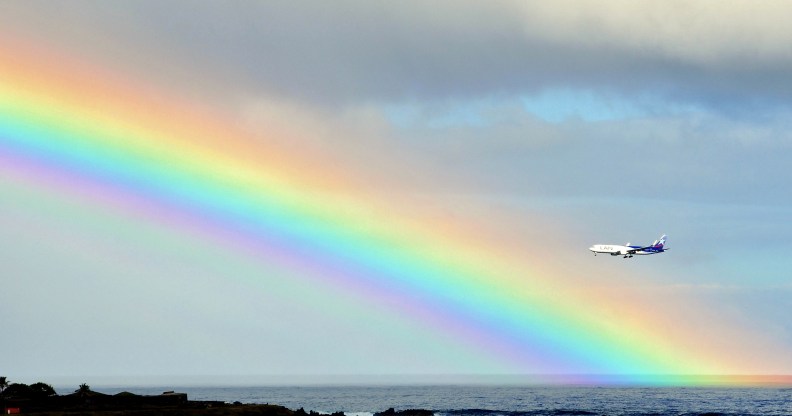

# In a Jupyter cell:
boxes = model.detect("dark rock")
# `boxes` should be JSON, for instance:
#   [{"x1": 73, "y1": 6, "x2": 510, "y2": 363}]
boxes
[{"x1": 375, "y1": 408, "x2": 434, "y2": 416}]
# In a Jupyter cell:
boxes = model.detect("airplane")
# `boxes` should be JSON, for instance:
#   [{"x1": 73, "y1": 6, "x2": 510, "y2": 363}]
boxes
[{"x1": 589, "y1": 234, "x2": 668, "y2": 258}]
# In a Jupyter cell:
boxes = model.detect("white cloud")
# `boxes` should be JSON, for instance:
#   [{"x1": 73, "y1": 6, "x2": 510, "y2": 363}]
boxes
[{"x1": 520, "y1": 1, "x2": 792, "y2": 67}]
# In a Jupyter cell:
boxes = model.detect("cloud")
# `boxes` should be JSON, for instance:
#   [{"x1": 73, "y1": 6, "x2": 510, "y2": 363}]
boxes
[
  {"x1": 6, "y1": 0, "x2": 792, "y2": 111},
  {"x1": 374, "y1": 97, "x2": 792, "y2": 204},
  {"x1": 520, "y1": 1, "x2": 792, "y2": 67},
  {"x1": 236, "y1": 88, "x2": 792, "y2": 214}
]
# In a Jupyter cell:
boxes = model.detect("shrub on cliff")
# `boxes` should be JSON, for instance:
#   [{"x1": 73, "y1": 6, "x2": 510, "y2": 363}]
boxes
[
  {"x1": 2, "y1": 382, "x2": 56, "y2": 400},
  {"x1": 29, "y1": 382, "x2": 57, "y2": 398}
]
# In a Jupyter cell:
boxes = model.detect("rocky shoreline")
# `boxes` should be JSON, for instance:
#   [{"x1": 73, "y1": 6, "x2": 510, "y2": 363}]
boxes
[{"x1": 2, "y1": 388, "x2": 435, "y2": 416}]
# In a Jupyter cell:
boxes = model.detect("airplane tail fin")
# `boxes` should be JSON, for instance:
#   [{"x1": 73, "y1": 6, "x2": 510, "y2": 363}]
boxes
[{"x1": 654, "y1": 234, "x2": 667, "y2": 249}]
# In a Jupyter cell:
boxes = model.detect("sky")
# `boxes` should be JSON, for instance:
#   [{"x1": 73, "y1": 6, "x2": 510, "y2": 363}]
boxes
[{"x1": 1, "y1": 1, "x2": 791, "y2": 387}]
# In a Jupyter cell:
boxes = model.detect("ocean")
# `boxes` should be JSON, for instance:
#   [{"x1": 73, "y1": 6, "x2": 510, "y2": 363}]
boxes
[{"x1": 85, "y1": 385, "x2": 792, "y2": 416}]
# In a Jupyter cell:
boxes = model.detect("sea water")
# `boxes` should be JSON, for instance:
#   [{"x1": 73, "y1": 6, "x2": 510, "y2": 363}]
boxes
[{"x1": 88, "y1": 385, "x2": 792, "y2": 416}]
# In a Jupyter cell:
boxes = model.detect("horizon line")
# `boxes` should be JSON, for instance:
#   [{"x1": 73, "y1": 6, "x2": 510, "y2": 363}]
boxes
[{"x1": 16, "y1": 374, "x2": 792, "y2": 389}]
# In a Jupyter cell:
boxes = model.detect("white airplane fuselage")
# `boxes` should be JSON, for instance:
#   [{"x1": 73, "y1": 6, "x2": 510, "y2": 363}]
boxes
[{"x1": 589, "y1": 244, "x2": 656, "y2": 256}]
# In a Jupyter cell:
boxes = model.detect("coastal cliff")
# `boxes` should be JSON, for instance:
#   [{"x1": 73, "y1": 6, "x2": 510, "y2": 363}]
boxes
[{"x1": 2, "y1": 388, "x2": 295, "y2": 415}]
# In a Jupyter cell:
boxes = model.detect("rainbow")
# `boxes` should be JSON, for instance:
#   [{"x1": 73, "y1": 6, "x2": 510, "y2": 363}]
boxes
[{"x1": 0, "y1": 39, "x2": 784, "y2": 385}]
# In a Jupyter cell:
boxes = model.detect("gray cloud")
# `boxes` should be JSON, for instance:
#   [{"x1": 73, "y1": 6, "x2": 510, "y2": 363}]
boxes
[
  {"x1": 5, "y1": 1, "x2": 792, "y2": 111},
  {"x1": 377, "y1": 102, "x2": 792, "y2": 205}
]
